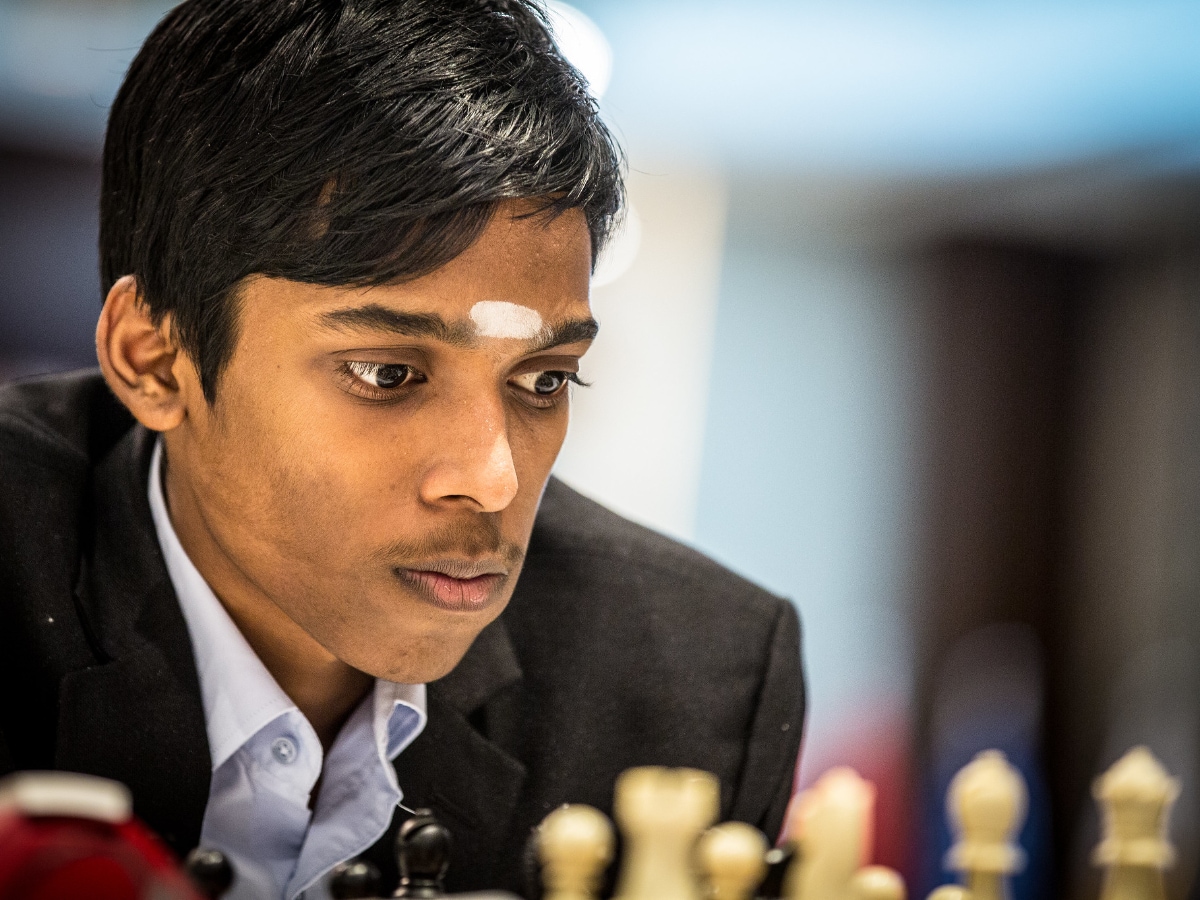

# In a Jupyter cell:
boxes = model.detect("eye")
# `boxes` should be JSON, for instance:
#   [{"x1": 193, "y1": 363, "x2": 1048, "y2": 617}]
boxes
[
  {"x1": 512, "y1": 371, "x2": 571, "y2": 396},
  {"x1": 342, "y1": 361, "x2": 421, "y2": 398},
  {"x1": 509, "y1": 370, "x2": 587, "y2": 407}
]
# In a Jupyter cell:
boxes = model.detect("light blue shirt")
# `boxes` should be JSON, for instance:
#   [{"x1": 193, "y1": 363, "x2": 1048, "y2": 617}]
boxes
[{"x1": 148, "y1": 440, "x2": 427, "y2": 900}]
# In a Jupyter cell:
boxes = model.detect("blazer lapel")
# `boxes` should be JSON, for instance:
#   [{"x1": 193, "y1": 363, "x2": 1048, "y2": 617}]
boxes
[
  {"x1": 55, "y1": 426, "x2": 211, "y2": 857},
  {"x1": 380, "y1": 616, "x2": 529, "y2": 893}
]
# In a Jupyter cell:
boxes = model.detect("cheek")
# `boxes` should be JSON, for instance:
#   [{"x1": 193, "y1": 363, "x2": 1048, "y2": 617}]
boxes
[
  {"x1": 509, "y1": 407, "x2": 570, "y2": 500},
  {"x1": 199, "y1": 383, "x2": 410, "y2": 564}
]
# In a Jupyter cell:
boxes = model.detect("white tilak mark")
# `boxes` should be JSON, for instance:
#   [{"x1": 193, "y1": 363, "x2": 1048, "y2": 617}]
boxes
[{"x1": 469, "y1": 300, "x2": 544, "y2": 340}]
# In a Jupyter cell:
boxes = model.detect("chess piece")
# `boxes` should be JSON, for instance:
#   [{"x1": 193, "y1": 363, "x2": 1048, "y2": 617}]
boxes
[
  {"x1": 538, "y1": 804, "x2": 615, "y2": 900},
  {"x1": 927, "y1": 888, "x2": 970, "y2": 900},
  {"x1": 1092, "y1": 746, "x2": 1179, "y2": 900},
  {"x1": 0, "y1": 769, "x2": 131, "y2": 822},
  {"x1": 330, "y1": 858, "x2": 383, "y2": 899},
  {"x1": 783, "y1": 767, "x2": 876, "y2": 900},
  {"x1": 851, "y1": 865, "x2": 906, "y2": 900},
  {"x1": 696, "y1": 821, "x2": 768, "y2": 900},
  {"x1": 945, "y1": 751, "x2": 1026, "y2": 900},
  {"x1": 757, "y1": 845, "x2": 797, "y2": 899},
  {"x1": 394, "y1": 809, "x2": 452, "y2": 898},
  {"x1": 185, "y1": 848, "x2": 235, "y2": 899},
  {"x1": 611, "y1": 766, "x2": 719, "y2": 900},
  {"x1": 0, "y1": 771, "x2": 204, "y2": 900}
]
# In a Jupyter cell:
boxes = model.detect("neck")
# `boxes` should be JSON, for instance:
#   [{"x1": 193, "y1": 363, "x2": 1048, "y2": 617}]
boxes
[
  {"x1": 222, "y1": 598, "x2": 373, "y2": 750},
  {"x1": 162, "y1": 446, "x2": 372, "y2": 750}
]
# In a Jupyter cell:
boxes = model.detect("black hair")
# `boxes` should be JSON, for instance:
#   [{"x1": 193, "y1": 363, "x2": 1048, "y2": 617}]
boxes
[{"x1": 100, "y1": 0, "x2": 624, "y2": 401}]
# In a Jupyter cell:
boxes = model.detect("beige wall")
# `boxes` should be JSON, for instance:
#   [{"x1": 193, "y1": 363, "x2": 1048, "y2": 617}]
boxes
[{"x1": 554, "y1": 164, "x2": 728, "y2": 542}]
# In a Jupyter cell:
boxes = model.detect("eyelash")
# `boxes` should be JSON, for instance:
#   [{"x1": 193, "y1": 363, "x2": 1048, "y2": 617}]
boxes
[
  {"x1": 338, "y1": 362, "x2": 587, "y2": 407},
  {"x1": 512, "y1": 371, "x2": 588, "y2": 409},
  {"x1": 340, "y1": 361, "x2": 424, "y2": 401}
]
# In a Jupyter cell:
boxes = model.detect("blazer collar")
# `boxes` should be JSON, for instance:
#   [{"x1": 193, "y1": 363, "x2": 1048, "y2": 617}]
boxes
[
  {"x1": 384, "y1": 614, "x2": 528, "y2": 892},
  {"x1": 431, "y1": 613, "x2": 523, "y2": 717}
]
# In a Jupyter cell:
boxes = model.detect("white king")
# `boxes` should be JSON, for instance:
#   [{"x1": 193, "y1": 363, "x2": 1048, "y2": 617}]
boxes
[{"x1": 783, "y1": 767, "x2": 877, "y2": 900}]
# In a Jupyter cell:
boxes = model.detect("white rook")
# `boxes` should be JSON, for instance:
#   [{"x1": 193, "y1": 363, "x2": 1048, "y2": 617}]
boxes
[{"x1": 611, "y1": 767, "x2": 719, "y2": 900}]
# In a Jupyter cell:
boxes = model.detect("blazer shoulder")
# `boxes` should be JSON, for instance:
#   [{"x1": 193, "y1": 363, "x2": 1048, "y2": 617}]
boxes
[
  {"x1": 530, "y1": 477, "x2": 788, "y2": 621},
  {"x1": 506, "y1": 478, "x2": 803, "y2": 844},
  {"x1": 0, "y1": 369, "x2": 133, "y2": 472}
]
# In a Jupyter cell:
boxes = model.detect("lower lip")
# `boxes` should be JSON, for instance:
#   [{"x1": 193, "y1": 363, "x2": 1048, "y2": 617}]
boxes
[{"x1": 395, "y1": 569, "x2": 504, "y2": 612}]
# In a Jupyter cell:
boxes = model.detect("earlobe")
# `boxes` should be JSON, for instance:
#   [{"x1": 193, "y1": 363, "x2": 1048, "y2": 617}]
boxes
[{"x1": 96, "y1": 275, "x2": 188, "y2": 432}]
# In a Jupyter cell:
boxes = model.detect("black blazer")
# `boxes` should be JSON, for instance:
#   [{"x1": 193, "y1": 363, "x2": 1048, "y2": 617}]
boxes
[{"x1": 0, "y1": 371, "x2": 805, "y2": 897}]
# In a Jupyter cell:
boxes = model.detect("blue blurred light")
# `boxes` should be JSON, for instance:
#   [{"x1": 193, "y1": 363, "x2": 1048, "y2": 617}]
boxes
[
  {"x1": 2, "y1": 0, "x2": 1199, "y2": 173},
  {"x1": 580, "y1": 0, "x2": 1200, "y2": 173},
  {"x1": 0, "y1": 0, "x2": 168, "y2": 154}
]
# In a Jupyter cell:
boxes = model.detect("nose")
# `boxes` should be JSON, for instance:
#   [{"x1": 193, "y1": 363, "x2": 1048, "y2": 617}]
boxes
[{"x1": 419, "y1": 405, "x2": 519, "y2": 513}]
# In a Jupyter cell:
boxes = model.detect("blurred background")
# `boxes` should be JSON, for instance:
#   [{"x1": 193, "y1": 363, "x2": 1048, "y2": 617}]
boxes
[{"x1": 2, "y1": 1, "x2": 1199, "y2": 897}]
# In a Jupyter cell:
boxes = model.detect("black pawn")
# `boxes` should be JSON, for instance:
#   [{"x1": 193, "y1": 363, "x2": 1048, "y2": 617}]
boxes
[
  {"x1": 393, "y1": 809, "x2": 451, "y2": 898},
  {"x1": 184, "y1": 847, "x2": 235, "y2": 899},
  {"x1": 330, "y1": 858, "x2": 383, "y2": 899}
]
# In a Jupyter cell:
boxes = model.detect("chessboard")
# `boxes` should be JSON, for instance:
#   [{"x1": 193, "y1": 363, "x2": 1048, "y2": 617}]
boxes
[{"x1": 0, "y1": 744, "x2": 1179, "y2": 900}]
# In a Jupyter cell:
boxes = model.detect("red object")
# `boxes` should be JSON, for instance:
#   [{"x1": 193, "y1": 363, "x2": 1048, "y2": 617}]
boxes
[{"x1": 0, "y1": 808, "x2": 204, "y2": 900}]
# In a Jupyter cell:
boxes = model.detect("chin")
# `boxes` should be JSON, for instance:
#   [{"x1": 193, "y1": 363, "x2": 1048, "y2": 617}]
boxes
[
  {"x1": 338, "y1": 625, "x2": 482, "y2": 685},
  {"x1": 388, "y1": 654, "x2": 466, "y2": 685},
  {"x1": 374, "y1": 648, "x2": 471, "y2": 685}
]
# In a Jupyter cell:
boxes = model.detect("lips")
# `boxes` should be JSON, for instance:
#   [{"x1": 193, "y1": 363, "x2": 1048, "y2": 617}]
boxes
[{"x1": 394, "y1": 560, "x2": 508, "y2": 612}]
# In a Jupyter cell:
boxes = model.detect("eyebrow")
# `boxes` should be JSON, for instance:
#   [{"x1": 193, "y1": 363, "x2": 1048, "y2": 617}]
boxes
[
  {"x1": 320, "y1": 305, "x2": 471, "y2": 346},
  {"x1": 319, "y1": 303, "x2": 599, "y2": 351},
  {"x1": 528, "y1": 317, "x2": 600, "y2": 352}
]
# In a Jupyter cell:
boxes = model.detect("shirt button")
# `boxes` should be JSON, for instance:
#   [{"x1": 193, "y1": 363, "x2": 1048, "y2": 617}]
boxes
[{"x1": 271, "y1": 736, "x2": 299, "y2": 765}]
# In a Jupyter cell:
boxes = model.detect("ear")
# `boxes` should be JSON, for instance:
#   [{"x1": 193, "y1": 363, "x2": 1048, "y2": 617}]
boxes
[{"x1": 96, "y1": 275, "x2": 191, "y2": 432}]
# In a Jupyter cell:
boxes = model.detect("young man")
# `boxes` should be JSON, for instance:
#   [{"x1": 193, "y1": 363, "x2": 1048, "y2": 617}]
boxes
[{"x1": 0, "y1": 1, "x2": 804, "y2": 897}]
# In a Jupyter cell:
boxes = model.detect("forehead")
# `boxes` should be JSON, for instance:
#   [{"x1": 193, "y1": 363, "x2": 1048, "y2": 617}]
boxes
[
  {"x1": 383, "y1": 204, "x2": 593, "y2": 322},
  {"x1": 239, "y1": 204, "x2": 594, "y2": 340}
]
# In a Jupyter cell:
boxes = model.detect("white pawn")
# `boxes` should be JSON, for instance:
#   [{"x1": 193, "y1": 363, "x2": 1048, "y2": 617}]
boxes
[
  {"x1": 851, "y1": 865, "x2": 907, "y2": 900},
  {"x1": 1092, "y1": 746, "x2": 1179, "y2": 900},
  {"x1": 945, "y1": 751, "x2": 1027, "y2": 900},
  {"x1": 539, "y1": 804, "x2": 615, "y2": 900},
  {"x1": 697, "y1": 822, "x2": 768, "y2": 900},
  {"x1": 612, "y1": 767, "x2": 719, "y2": 900},
  {"x1": 782, "y1": 766, "x2": 876, "y2": 900},
  {"x1": 927, "y1": 887, "x2": 971, "y2": 900}
]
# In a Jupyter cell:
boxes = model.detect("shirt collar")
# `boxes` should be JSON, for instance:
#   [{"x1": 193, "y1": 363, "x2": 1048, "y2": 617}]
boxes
[
  {"x1": 374, "y1": 679, "x2": 427, "y2": 760},
  {"x1": 146, "y1": 438, "x2": 426, "y2": 770}
]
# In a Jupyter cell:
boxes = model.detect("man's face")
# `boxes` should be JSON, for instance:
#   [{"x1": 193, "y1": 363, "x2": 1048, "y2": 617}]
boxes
[{"x1": 164, "y1": 201, "x2": 594, "y2": 683}]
